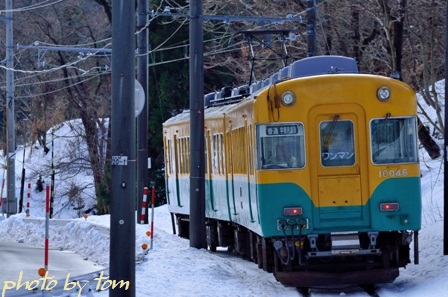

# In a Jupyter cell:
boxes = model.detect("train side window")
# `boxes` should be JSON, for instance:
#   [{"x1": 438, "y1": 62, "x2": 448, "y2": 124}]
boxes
[
  {"x1": 177, "y1": 138, "x2": 183, "y2": 173},
  {"x1": 248, "y1": 124, "x2": 254, "y2": 174},
  {"x1": 180, "y1": 138, "x2": 185, "y2": 173},
  {"x1": 320, "y1": 120, "x2": 355, "y2": 167},
  {"x1": 212, "y1": 133, "x2": 223, "y2": 175},
  {"x1": 166, "y1": 139, "x2": 173, "y2": 174},
  {"x1": 256, "y1": 123, "x2": 305, "y2": 170},
  {"x1": 205, "y1": 132, "x2": 209, "y2": 175},
  {"x1": 212, "y1": 134, "x2": 217, "y2": 174},
  {"x1": 371, "y1": 117, "x2": 418, "y2": 164}
]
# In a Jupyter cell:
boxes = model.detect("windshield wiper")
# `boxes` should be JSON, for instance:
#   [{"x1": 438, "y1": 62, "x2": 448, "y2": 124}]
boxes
[{"x1": 323, "y1": 115, "x2": 339, "y2": 147}]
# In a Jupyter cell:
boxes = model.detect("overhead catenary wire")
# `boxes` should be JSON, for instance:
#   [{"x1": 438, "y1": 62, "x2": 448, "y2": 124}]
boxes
[
  {"x1": 9, "y1": 32, "x2": 233, "y2": 76},
  {"x1": 5, "y1": 0, "x2": 305, "y2": 72},
  {"x1": 0, "y1": 37, "x2": 245, "y2": 97},
  {"x1": 2, "y1": 0, "x2": 308, "y2": 65},
  {"x1": 4, "y1": 40, "x2": 247, "y2": 99},
  {"x1": 0, "y1": 45, "x2": 112, "y2": 75},
  {"x1": 10, "y1": 69, "x2": 108, "y2": 89},
  {"x1": 4, "y1": 72, "x2": 109, "y2": 100},
  {"x1": 1, "y1": 29, "x2": 238, "y2": 78},
  {"x1": 0, "y1": 0, "x2": 66, "y2": 13},
  {"x1": 0, "y1": 2, "x2": 309, "y2": 101}
]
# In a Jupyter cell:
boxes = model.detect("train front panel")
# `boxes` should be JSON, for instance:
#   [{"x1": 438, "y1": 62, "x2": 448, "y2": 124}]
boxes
[{"x1": 253, "y1": 74, "x2": 421, "y2": 239}]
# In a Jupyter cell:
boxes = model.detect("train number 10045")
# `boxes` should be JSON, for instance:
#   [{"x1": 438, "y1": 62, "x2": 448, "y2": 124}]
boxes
[{"x1": 378, "y1": 169, "x2": 408, "y2": 178}]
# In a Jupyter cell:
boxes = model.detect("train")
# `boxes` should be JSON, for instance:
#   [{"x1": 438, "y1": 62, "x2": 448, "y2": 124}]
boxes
[{"x1": 162, "y1": 55, "x2": 421, "y2": 289}]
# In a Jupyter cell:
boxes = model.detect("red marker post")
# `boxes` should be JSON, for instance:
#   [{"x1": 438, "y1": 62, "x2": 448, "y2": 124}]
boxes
[
  {"x1": 25, "y1": 183, "x2": 31, "y2": 217},
  {"x1": 150, "y1": 185, "x2": 155, "y2": 250},
  {"x1": 39, "y1": 185, "x2": 50, "y2": 276},
  {"x1": 44, "y1": 185, "x2": 50, "y2": 270},
  {"x1": 140, "y1": 187, "x2": 148, "y2": 224}
]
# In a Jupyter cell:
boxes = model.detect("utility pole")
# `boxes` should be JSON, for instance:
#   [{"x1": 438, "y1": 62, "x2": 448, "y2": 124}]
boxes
[
  {"x1": 5, "y1": 0, "x2": 16, "y2": 217},
  {"x1": 189, "y1": 0, "x2": 206, "y2": 249},
  {"x1": 110, "y1": 0, "x2": 136, "y2": 296},
  {"x1": 306, "y1": 0, "x2": 316, "y2": 57},
  {"x1": 137, "y1": 0, "x2": 149, "y2": 224},
  {"x1": 444, "y1": 0, "x2": 448, "y2": 256}
]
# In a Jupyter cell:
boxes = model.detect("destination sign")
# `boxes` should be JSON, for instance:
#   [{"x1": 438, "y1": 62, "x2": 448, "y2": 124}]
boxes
[{"x1": 266, "y1": 124, "x2": 300, "y2": 136}]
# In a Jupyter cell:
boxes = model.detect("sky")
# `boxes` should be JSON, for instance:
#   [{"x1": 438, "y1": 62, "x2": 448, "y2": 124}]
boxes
[{"x1": 0, "y1": 81, "x2": 447, "y2": 297}]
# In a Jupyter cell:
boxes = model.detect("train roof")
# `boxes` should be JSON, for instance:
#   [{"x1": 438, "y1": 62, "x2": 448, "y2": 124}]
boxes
[
  {"x1": 163, "y1": 102, "x2": 239, "y2": 126},
  {"x1": 164, "y1": 55, "x2": 362, "y2": 126},
  {"x1": 289, "y1": 55, "x2": 358, "y2": 77},
  {"x1": 203, "y1": 55, "x2": 359, "y2": 108}
]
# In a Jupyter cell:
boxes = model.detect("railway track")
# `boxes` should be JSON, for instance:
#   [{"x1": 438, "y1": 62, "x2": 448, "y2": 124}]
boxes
[
  {"x1": 297, "y1": 284, "x2": 380, "y2": 297},
  {"x1": 360, "y1": 284, "x2": 380, "y2": 297}
]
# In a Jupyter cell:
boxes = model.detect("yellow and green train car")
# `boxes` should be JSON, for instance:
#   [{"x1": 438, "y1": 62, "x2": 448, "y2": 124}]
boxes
[{"x1": 163, "y1": 56, "x2": 421, "y2": 288}]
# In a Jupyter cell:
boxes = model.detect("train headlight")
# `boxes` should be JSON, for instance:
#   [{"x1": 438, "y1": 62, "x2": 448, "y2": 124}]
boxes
[
  {"x1": 281, "y1": 91, "x2": 296, "y2": 106},
  {"x1": 377, "y1": 86, "x2": 391, "y2": 101}
]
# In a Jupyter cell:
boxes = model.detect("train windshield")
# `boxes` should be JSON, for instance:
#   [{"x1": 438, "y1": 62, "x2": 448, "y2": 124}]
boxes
[
  {"x1": 371, "y1": 117, "x2": 418, "y2": 164},
  {"x1": 320, "y1": 120, "x2": 355, "y2": 167},
  {"x1": 256, "y1": 123, "x2": 305, "y2": 170}
]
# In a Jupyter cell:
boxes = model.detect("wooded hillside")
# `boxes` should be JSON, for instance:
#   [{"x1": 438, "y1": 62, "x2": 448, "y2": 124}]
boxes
[{"x1": 0, "y1": 0, "x2": 443, "y2": 212}]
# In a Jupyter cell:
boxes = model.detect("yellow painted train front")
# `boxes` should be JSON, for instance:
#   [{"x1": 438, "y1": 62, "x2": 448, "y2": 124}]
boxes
[{"x1": 163, "y1": 56, "x2": 421, "y2": 288}]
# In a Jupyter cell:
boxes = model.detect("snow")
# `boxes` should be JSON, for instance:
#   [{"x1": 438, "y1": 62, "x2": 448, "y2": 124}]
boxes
[{"x1": 0, "y1": 82, "x2": 447, "y2": 296}]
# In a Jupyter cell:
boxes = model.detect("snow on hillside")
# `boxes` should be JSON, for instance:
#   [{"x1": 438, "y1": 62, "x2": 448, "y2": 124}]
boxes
[{"x1": 3, "y1": 119, "x2": 101, "y2": 219}]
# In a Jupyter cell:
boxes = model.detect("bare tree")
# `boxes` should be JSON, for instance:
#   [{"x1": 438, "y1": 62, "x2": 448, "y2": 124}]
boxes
[
  {"x1": 406, "y1": 0, "x2": 445, "y2": 136},
  {"x1": 0, "y1": 0, "x2": 113, "y2": 214},
  {"x1": 0, "y1": 0, "x2": 444, "y2": 214}
]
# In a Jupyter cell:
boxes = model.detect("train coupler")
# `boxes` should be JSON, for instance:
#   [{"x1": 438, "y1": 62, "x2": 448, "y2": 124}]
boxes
[{"x1": 368, "y1": 231, "x2": 378, "y2": 249}]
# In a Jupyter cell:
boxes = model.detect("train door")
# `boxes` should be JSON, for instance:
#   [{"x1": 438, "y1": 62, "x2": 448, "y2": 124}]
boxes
[
  {"x1": 173, "y1": 135, "x2": 182, "y2": 207},
  {"x1": 206, "y1": 130, "x2": 216, "y2": 211},
  {"x1": 226, "y1": 126, "x2": 238, "y2": 217},
  {"x1": 309, "y1": 104, "x2": 370, "y2": 230},
  {"x1": 163, "y1": 136, "x2": 172, "y2": 205}
]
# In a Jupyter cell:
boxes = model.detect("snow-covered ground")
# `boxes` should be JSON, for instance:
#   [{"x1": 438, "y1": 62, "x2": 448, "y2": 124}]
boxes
[
  {"x1": 0, "y1": 157, "x2": 447, "y2": 297},
  {"x1": 0, "y1": 82, "x2": 447, "y2": 296}
]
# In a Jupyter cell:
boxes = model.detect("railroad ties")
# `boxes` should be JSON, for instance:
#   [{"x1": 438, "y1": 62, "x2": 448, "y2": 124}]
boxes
[{"x1": 296, "y1": 285, "x2": 380, "y2": 297}]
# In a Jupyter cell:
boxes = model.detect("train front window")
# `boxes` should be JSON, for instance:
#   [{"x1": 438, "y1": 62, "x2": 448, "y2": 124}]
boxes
[
  {"x1": 320, "y1": 120, "x2": 355, "y2": 167},
  {"x1": 256, "y1": 123, "x2": 305, "y2": 170},
  {"x1": 371, "y1": 117, "x2": 418, "y2": 164}
]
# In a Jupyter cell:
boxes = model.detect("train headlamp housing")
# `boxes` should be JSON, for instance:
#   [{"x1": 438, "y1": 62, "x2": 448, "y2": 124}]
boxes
[
  {"x1": 377, "y1": 86, "x2": 391, "y2": 101},
  {"x1": 281, "y1": 91, "x2": 296, "y2": 106}
]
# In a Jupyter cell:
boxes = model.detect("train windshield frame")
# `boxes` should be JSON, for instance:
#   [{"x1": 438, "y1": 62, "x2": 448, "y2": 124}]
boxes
[
  {"x1": 370, "y1": 116, "x2": 418, "y2": 165},
  {"x1": 256, "y1": 123, "x2": 305, "y2": 170}
]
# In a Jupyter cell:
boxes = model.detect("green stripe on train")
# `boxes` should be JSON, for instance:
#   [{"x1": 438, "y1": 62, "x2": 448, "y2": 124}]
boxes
[{"x1": 257, "y1": 177, "x2": 421, "y2": 237}]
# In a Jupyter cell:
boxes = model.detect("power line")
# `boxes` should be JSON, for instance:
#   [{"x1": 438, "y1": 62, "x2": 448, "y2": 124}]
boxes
[
  {"x1": 153, "y1": 10, "x2": 306, "y2": 24},
  {"x1": 16, "y1": 43, "x2": 112, "y2": 54},
  {"x1": 15, "y1": 73, "x2": 108, "y2": 99},
  {"x1": 0, "y1": 7, "x2": 311, "y2": 100},
  {"x1": 8, "y1": 6, "x2": 308, "y2": 75},
  {"x1": 0, "y1": 0, "x2": 65, "y2": 13},
  {"x1": 0, "y1": 40, "x2": 242, "y2": 96},
  {"x1": 0, "y1": 42, "x2": 112, "y2": 75}
]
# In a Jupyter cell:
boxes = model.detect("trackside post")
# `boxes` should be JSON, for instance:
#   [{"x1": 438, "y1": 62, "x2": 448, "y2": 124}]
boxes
[
  {"x1": 140, "y1": 187, "x2": 148, "y2": 224},
  {"x1": 25, "y1": 183, "x2": 31, "y2": 217},
  {"x1": 150, "y1": 185, "x2": 155, "y2": 250},
  {"x1": 45, "y1": 185, "x2": 50, "y2": 271}
]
